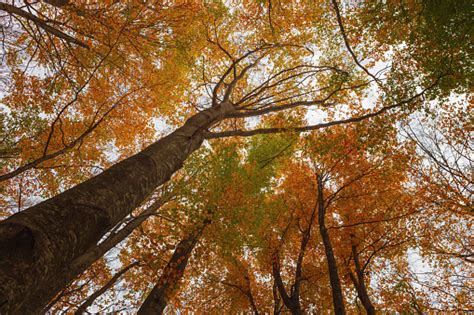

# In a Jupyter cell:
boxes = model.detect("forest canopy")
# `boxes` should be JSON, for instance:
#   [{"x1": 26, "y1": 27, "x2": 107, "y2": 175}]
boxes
[{"x1": 0, "y1": 0, "x2": 472, "y2": 314}]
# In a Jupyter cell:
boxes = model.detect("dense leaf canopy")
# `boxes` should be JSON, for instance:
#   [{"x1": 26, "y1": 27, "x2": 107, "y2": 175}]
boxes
[{"x1": 0, "y1": 0, "x2": 471, "y2": 313}]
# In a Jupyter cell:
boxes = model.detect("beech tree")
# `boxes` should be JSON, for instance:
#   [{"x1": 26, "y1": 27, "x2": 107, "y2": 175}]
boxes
[{"x1": 0, "y1": 0, "x2": 470, "y2": 313}]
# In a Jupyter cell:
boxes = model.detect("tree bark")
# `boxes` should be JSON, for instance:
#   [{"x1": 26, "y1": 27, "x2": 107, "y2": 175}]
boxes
[
  {"x1": 0, "y1": 103, "x2": 232, "y2": 314},
  {"x1": 349, "y1": 241, "x2": 376, "y2": 315},
  {"x1": 75, "y1": 261, "x2": 139, "y2": 314},
  {"x1": 137, "y1": 221, "x2": 209, "y2": 314},
  {"x1": 317, "y1": 175, "x2": 346, "y2": 315},
  {"x1": 42, "y1": 197, "x2": 168, "y2": 313}
]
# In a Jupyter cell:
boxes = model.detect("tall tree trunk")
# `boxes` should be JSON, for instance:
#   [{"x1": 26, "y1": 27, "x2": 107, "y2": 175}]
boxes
[
  {"x1": 348, "y1": 241, "x2": 376, "y2": 315},
  {"x1": 317, "y1": 175, "x2": 346, "y2": 315},
  {"x1": 42, "y1": 197, "x2": 168, "y2": 313},
  {"x1": 137, "y1": 221, "x2": 209, "y2": 314},
  {"x1": 75, "y1": 261, "x2": 139, "y2": 314},
  {"x1": 0, "y1": 103, "x2": 233, "y2": 314}
]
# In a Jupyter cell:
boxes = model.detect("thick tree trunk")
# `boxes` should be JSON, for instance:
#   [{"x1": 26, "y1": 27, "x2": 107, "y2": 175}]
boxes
[
  {"x1": 137, "y1": 221, "x2": 209, "y2": 314},
  {"x1": 42, "y1": 197, "x2": 168, "y2": 313},
  {"x1": 349, "y1": 242, "x2": 376, "y2": 315},
  {"x1": 317, "y1": 176, "x2": 346, "y2": 315},
  {"x1": 0, "y1": 103, "x2": 232, "y2": 314},
  {"x1": 75, "y1": 261, "x2": 139, "y2": 314}
]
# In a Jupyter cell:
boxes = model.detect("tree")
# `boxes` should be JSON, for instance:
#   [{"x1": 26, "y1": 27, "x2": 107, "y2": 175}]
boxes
[
  {"x1": 303, "y1": 124, "x2": 418, "y2": 313},
  {"x1": 41, "y1": 192, "x2": 171, "y2": 313},
  {"x1": 153, "y1": 135, "x2": 290, "y2": 313},
  {"x1": 0, "y1": 1, "x2": 470, "y2": 313},
  {"x1": 316, "y1": 173, "x2": 346, "y2": 314},
  {"x1": 0, "y1": 0, "x2": 206, "y2": 188},
  {"x1": 102, "y1": 118, "x2": 470, "y2": 313},
  {"x1": 261, "y1": 122, "x2": 416, "y2": 313}
]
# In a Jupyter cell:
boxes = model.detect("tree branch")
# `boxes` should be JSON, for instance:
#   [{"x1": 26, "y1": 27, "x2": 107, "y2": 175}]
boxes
[
  {"x1": 205, "y1": 76, "x2": 444, "y2": 139},
  {"x1": 0, "y1": 2, "x2": 88, "y2": 48}
]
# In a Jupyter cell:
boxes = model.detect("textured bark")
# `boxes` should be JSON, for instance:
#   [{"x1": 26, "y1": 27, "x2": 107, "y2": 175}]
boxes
[
  {"x1": 317, "y1": 176, "x2": 346, "y2": 315},
  {"x1": 137, "y1": 221, "x2": 208, "y2": 314},
  {"x1": 0, "y1": 103, "x2": 232, "y2": 314},
  {"x1": 349, "y1": 242, "x2": 376, "y2": 315},
  {"x1": 42, "y1": 197, "x2": 167, "y2": 313},
  {"x1": 75, "y1": 261, "x2": 139, "y2": 314}
]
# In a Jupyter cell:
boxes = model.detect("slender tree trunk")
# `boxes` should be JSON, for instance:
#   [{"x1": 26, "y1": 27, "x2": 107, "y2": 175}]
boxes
[
  {"x1": 75, "y1": 261, "x2": 139, "y2": 314},
  {"x1": 272, "y1": 280, "x2": 281, "y2": 315},
  {"x1": 248, "y1": 291, "x2": 260, "y2": 315},
  {"x1": 349, "y1": 242, "x2": 376, "y2": 315},
  {"x1": 0, "y1": 103, "x2": 233, "y2": 314},
  {"x1": 292, "y1": 198, "x2": 317, "y2": 311},
  {"x1": 42, "y1": 197, "x2": 168, "y2": 313},
  {"x1": 317, "y1": 175, "x2": 346, "y2": 315},
  {"x1": 137, "y1": 220, "x2": 209, "y2": 314},
  {"x1": 348, "y1": 272, "x2": 376, "y2": 315},
  {"x1": 244, "y1": 274, "x2": 260, "y2": 315},
  {"x1": 271, "y1": 216, "x2": 307, "y2": 315},
  {"x1": 272, "y1": 253, "x2": 302, "y2": 315}
]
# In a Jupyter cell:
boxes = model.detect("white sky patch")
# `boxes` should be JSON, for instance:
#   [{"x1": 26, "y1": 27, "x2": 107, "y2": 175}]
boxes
[
  {"x1": 331, "y1": 212, "x2": 343, "y2": 225},
  {"x1": 0, "y1": 89, "x2": 9, "y2": 114},
  {"x1": 245, "y1": 116, "x2": 261, "y2": 129},
  {"x1": 361, "y1": 83, "x2": 380, "y2": 110},
  {"x1": 407, "y1": 247, "x2": 433, "y2": 283},
  {"x1": 152, "y1": 116, "x2": 173, "y2": 137},
  {"x1": 305, "y1": 107, "x2": 328, "y2": 125},
  {"x1": 0, "y1": 103, "x2": 10, "y2": 115},
  {"x1": 104, "y1": 140, "x2": 120, "y2": 163}
]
